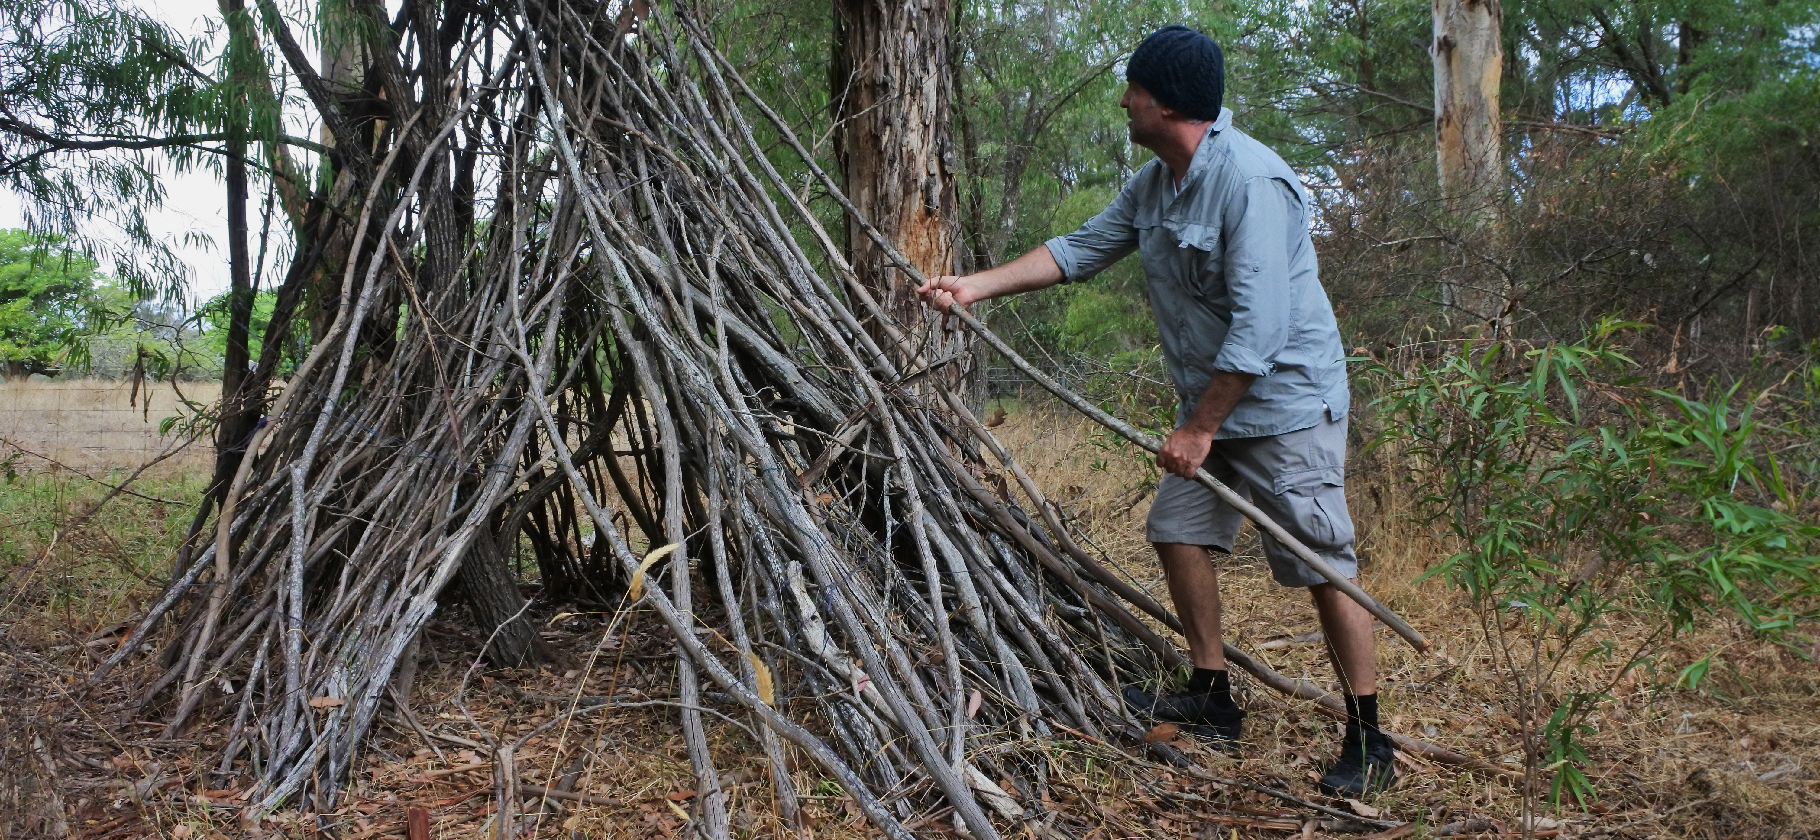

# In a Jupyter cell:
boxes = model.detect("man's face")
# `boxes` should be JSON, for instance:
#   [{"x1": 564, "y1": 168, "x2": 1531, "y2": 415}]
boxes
[{"x1": 1120, "y1": 82, "x2": 1173, "y2": 150}]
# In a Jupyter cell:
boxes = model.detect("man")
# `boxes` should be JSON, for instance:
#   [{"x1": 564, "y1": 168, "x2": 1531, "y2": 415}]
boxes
[{"x1": 916, "y1": 25, "x2": 1395, "y2": 797}]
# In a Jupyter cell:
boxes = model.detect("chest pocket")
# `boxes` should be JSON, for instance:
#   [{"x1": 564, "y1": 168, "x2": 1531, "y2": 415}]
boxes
[
  {"x1": 1164, "y1": 217, "x2": 1226, "y2": 300},
  {"x1": 1137, "y1": 196, "x2": 1227, "y2": 299},
  {"x1": 1133, "y1": 205, "x2": 1174, "y2": 283},
  {"x1": 1167, "y1": 220, "x2": 1220, "y2": 252}
]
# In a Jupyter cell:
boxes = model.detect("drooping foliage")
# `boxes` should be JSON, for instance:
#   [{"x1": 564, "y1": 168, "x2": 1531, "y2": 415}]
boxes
[{"x1": 0, "y1": 0, "x2": 240, "y2": 299}]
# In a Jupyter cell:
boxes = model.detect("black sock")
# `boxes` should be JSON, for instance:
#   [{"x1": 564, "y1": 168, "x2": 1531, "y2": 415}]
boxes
[
  {"x1": 1186, "y1": 668, "x2": 1232, "y2": 704},
  {"x1": 1344, "y1": 692, "x2": 1381, "y2": 736}
]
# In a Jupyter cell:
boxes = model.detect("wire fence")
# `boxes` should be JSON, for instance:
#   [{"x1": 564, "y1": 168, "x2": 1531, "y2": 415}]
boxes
[
  {"x1": 0, "y1": 359, "x2": 1167, "y2": 481},
  {"x1": 0, "y1": 378, "x2": 220, "y2": 478},
  {"x1": 984, "y1": 360, "x2": 1097, "y2": 402},
  {"x1": 983, "y1": 353, "x2": 1175, "y2": 409}
]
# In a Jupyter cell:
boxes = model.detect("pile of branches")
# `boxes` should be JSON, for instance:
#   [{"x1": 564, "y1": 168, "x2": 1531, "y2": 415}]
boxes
[{"x1": 86, "y1": 2, "x2": 1454, "y2": 836}]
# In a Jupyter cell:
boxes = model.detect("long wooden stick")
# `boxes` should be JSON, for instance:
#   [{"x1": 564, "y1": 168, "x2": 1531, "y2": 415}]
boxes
[
  {"x1": 692, "y1": 24, "x2": 1427, "y2": 653},
  {"x1": 947, "y1": 304, "x2": 1430, "y2": 654}
]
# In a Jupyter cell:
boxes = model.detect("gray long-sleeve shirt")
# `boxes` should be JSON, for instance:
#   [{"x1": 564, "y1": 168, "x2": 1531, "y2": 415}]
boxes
[{"x1": 1043, "y1": 108, "x2": 1349, "y2": 439}]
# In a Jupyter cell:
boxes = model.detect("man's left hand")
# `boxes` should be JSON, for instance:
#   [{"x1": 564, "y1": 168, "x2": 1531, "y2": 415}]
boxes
[{"x1": 1157, "y1": 426, "x2": 1215, "y2": 479}]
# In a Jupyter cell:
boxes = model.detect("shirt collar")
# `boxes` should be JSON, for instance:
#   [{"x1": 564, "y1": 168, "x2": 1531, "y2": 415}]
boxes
[{"x1": 1184, "y1": 108, "x2": 1233, "y2": 178}]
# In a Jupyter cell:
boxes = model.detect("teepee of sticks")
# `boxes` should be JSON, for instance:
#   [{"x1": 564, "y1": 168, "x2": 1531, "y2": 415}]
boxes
[{"x1": 91, "y1": 2, "x2": 1460, "y2": 835}]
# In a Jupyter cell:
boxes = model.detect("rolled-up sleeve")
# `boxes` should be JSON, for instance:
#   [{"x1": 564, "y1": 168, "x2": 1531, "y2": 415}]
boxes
[
  {"x1": 1043, "y1": 183, "x2": 1139, "y2": 282},
  {"x1": 1212, "y1": 176, "x2": 1298, "y2": 376}
]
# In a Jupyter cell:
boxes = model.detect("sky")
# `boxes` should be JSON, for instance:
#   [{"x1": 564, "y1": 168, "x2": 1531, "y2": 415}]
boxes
[{"x1": 0, "y1": 0, "x2": 264, "y2": 308}]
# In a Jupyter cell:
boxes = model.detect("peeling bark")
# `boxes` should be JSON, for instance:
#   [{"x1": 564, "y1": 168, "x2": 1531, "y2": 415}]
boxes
[
  {"x1": 832, "y1": 0, "x2": 973, "y2": 398},
  {"x1": 1433, "y1": 0, "x2": 1503, "y2": 211}
]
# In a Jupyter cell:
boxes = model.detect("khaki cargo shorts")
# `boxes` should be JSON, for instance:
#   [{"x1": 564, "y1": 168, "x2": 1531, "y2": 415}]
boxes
[{"x1": 1145, "y1": 414, "x2": 1358, "y2": 588}]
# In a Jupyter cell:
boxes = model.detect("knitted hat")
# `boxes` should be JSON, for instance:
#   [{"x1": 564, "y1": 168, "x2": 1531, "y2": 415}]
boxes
[{"x1": 1126, "y1": 25, "x2": 1225, "y2": 121}]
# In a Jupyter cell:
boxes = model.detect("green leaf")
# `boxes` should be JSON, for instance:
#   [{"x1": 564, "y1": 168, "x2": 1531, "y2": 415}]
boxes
[{"x1": 1677, "y1": 654, "x2": 1714, "y2": 692}]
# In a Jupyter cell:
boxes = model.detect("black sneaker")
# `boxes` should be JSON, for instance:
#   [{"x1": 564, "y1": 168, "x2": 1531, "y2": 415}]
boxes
[
  {"x1": 1317, "y1": 726, "x2": 1398, "y2": 797},
  {"x1": 1122, "y1": 684, "x2": 1246, "y2": 745}
]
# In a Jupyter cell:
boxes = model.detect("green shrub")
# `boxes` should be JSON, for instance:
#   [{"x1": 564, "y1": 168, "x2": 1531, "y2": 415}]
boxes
[{"x1": 1373, "y1": 318, "x2": 1820, "y2": 809}]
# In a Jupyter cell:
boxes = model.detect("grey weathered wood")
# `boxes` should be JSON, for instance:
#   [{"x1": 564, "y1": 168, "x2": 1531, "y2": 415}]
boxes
[{"x1": 108, "y1": 7, "x2": 1486, "y2": 834}]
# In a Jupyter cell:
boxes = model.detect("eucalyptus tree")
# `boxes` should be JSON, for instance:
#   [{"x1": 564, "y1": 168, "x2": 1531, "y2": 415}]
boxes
[
  {"x1": 831, "y1": 0, "x2": 962, "y2": 383},
  {"x1": 1433, "y1": 0, "x2": 1503, "y2": 211},
  {"x1": 4, "y1": 0, "x2": 549, "y2": 657},
  {"x1": 1, "y1": 0, "x2": 324, "y2": 563},
  {"x1": 0, "y1": 0, "x2": 233, "y2": 299}
]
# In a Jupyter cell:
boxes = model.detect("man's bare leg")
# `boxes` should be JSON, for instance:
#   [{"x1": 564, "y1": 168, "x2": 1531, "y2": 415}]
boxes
[
  {"x1": 1155, "y1": 542, "x2": 1225, "y2": 669},
  {"x1": 1132, "y1": 542, "x2": 1243, "y2": 743},
  {"x1": 1309, "y1": 581, "x2": 1376, "y2": 694},
  {"x1": 1311, "y1": 579, "x2": 1396, "y2": 796}
]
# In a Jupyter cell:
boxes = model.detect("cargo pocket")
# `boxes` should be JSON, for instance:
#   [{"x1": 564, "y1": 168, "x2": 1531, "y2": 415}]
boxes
[{"x1": 1272, "y1": 466, "x2": 1353, "y2": 550}]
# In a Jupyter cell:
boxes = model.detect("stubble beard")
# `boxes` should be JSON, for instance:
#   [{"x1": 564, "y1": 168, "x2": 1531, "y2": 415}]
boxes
[{"x1": 1128, "y1": 122, "x2": 1165, "y2": 154}]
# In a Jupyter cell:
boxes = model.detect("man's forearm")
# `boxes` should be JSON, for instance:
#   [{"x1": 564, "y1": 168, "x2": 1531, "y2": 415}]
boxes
[
  {"x1": 963, "y1": 246, "x2": 1067, "y2": 302},
  {"x1": 1156, "y1": 369, "x2": 1256, "y2": 478},
  {"x1": 917, "y1": 245, "x2": 1067, "y2": 312},
  {"x1": 1181, "y1": 370, "x2": 1257, "y2": 437}
]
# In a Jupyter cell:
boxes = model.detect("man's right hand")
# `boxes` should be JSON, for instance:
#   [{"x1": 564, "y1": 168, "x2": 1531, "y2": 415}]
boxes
[
  {"x1": 915, "y1": 275, "x2": 981, "y2": 313},
  {"x1": 912, "y1": 245, "x2": 1068, "y2": 313}
]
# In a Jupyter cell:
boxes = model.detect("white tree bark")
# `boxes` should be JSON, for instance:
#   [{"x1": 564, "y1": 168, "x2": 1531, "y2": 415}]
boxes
[{"x1": 1433, "y1": 0, "x2": 1507, "y2": 325}]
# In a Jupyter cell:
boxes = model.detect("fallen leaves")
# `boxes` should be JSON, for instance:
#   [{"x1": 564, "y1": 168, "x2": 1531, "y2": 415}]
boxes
[
  {"x1": 1346, "y1": 798, "x2": 1382, "y2": 818},
  {"x1": 1142, "y1": 723, "x2": 1180, "y2": 743}
]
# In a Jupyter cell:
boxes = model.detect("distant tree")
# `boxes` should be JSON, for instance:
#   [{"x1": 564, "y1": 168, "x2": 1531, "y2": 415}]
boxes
[
  {"x1": 1433, "y1": 0, "x2": 1506, "y2": 327},
  {"x1": 84, "y1": 293, "x2": 215, "y2": 380},
  {"x1": 198, "y1": 288, "x2": 298, "y2": 375},
  {"x1": 0, "y1": 228, "x2": 111, "y2": 378},
  {"x1": 0, "y1": 0, "x2": 308, "y2": 294}
]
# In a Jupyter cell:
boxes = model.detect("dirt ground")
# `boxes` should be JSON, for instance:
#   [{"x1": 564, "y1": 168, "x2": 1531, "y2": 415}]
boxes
[{"x1": 0, "y1": 398, "x2": 1815, "y2": 839}]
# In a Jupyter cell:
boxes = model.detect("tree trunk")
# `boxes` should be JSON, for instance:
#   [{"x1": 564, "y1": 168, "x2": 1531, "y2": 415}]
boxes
[
  {"x1": 1676, "y1": 21, "x2": 1705, "y2": 95},
  {"x1": 306, "y1": 0, "x2": 375, "y2": 344},
  {"x1": 1432, "y1": 0, "x2": 1505, "y2": 327},
  {"x1": 454, "y1": 530, "x2": 545, "y2": 668},
  {"x1": 831, "y1": 0, "x2": 973, "y2": 398},
  {"x1": 209, "y1": 0, "x2": 261, "y2": 513}
]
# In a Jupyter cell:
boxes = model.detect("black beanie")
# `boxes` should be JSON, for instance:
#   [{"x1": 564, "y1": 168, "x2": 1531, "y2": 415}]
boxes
[{"x1": 1126, "y1": 25, "x2": 1225, "y2": 121}]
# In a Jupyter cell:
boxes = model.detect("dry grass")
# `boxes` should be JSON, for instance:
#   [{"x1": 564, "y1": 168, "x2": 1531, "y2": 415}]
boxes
[
  {"x1": 994, "y1": 404, "x2": 1819, "y2": 839},
  {"x1": 0, "y1": 378, "x2": 219, "y2": 478},
  {"x1": 2, "y1": 399, "x2": 1817, "y2": 839}
]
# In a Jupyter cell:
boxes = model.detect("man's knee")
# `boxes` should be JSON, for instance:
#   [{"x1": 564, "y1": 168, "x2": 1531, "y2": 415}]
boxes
[
  {"x1": 1308, "y1": 579, "x2": 1363, "y2": 599},
  {"x1": 1155, "y1": 542, "x2": 1215, "y2": 570}
]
